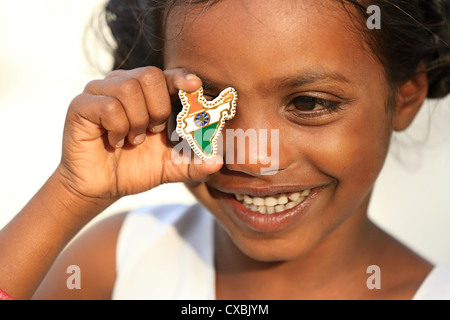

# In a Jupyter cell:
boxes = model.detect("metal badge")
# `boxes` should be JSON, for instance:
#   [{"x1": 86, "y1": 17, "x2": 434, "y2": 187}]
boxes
[{"x1": 176, "y1": 87, "x2": 238, "y2": 161}]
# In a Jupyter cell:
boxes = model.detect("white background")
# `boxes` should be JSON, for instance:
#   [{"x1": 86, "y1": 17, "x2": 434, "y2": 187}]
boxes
[{"x1": 0, "y1": 1, "x2": 449, "y2": 268}]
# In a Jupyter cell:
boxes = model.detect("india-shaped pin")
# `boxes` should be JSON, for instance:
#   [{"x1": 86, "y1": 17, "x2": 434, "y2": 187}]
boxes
[{"x1": 176, "y1": 87, "x2": 238, "y2": 161}]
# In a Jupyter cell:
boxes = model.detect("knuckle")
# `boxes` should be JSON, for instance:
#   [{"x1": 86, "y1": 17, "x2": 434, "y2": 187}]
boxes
[
  {"x1": 69, "y1": 93, "x2": 86, "y2": 109},
  {"x1": 101, "y1": 97, "x2": 128, "y2": 133},
  {"x1": 116, "y1": 78, "x2": 141, "y2": 97},
  {"x1": 83, "y1": 79, "x2": 101, "y2": 94},
  {"x1": 102, "y1": 96, "x2": 122, "y2": 114},
  {"x1": 68, "y1": 93, "x2": 93, "y2": 115},
  {"x1": 138, "y1": 66, "x2": 166, "y2": 88}
]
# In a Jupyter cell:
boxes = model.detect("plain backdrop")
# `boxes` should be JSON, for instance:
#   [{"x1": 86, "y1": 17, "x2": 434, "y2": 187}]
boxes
[{"x1": 1, "y1": 1, "x2": 449, "y2": 270}]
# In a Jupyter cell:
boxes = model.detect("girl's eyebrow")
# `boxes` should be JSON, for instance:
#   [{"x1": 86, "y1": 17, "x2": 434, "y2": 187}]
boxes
[
  {"x1": 274, "y1": 70, "x2": 352, "y2": 89},
  {"x1": 199, "y1": 69, "x2": 352, "y2": 92}
]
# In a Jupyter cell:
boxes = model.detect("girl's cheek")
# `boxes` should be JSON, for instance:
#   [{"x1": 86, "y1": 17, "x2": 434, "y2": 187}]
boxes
[{"x1": 298, "y1": 112, "x2": 391, "y2": 192}]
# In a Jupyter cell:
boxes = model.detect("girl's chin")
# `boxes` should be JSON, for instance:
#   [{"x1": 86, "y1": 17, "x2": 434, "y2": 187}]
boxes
[{"x1": 235, "y1": 237, "x2": 303, "y2": 263}]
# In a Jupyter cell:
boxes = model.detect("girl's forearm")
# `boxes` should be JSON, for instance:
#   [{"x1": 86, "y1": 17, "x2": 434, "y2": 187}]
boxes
[{"x1": 0, "y1": 170, "x2": 116, "y2": 300}]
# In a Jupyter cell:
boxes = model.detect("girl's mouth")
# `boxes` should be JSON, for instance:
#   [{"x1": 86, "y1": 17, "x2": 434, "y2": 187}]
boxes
[
  {"x1": 208, "y1": 185, "x2": 325, "y2": 233},
  {"x1": 234, "y1": 190, "x2": 311, "y2": 214}
]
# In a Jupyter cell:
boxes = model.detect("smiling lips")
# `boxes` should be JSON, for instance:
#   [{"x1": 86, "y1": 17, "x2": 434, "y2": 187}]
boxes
[{"x1": 234, "y1": 189, "x2": 311, "y2": 214}]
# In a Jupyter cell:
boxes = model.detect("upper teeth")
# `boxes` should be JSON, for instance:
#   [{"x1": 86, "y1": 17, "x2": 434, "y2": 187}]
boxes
[{"x1": 235, "y1": 189, "x2": 311, "y2": 214}]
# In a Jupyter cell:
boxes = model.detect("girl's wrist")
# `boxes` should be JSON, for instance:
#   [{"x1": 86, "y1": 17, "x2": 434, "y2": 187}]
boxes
[{"x1": 50, "y1": 165, "x2": 118, "y2": 226}]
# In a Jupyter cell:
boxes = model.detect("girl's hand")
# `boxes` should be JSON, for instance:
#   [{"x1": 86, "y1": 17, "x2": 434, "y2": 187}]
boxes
[{"x1": 56, "y1": 67, "x2": 222, "y2": 200}]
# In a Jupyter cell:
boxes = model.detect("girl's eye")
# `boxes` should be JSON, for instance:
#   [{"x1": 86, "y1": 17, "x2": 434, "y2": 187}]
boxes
[
  {"x1": 288, "y1": 95, "x2": 343, "y2": 121},
  {"x1": 292, "y1": 96, "x2": 340, "y2": 112}
]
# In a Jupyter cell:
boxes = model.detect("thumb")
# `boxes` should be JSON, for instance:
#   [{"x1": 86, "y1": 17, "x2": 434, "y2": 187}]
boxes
[{"x1": 185, "y1": 156, "x2": 223, "y2": 181}]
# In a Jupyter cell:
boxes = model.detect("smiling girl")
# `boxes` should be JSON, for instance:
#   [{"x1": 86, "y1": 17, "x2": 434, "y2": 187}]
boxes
[{"x1": 1, "y1": 0, "x2": 449, "y2": 300}]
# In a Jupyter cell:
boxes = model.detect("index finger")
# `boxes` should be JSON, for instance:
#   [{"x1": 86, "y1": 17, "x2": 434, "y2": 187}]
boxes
[{"x1": 163, "y1": 68, "x2": 203, "y2": 97}]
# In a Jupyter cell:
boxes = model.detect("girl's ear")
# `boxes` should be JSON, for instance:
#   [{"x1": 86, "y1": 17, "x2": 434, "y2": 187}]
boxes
[{"x1": 392, "y1": 65, "x2": 429, "y2": 132}]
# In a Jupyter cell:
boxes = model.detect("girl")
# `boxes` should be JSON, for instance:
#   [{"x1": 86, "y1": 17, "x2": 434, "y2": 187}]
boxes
[{"x1": 1, "y1": 0, "x2": 450, "y2": 300}]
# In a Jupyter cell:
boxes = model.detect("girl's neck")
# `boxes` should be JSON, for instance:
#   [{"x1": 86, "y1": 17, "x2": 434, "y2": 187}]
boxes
[{"x1": 214, "y1": 209, "x2": 432, "y2": 300}]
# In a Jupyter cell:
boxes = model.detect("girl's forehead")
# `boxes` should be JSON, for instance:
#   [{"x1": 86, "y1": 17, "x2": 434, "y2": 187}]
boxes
[
  {"x1": 165, "y1": 0, "x2": 359, "y2": 38},
  {"x1": 165, "y1": 0, "x2": 368, "y2": 57},
  {"x1": 164, "y1": 0, "x2": 382, "y2": 91}
]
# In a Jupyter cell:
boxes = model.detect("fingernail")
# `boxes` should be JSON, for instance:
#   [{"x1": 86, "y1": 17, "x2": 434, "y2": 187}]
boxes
[
  {"x1": 133, "y1": 134, "x2": 146, "y2": 145},
  {"x1": 150, "y1": 123, "x2": 166, "y2": 133},
  {"x1": 185, "y1": 73, "x2": 201, "y2": 82},
  {"x1": 115, "y1": 139, "x2": 125, "y2": 149}
]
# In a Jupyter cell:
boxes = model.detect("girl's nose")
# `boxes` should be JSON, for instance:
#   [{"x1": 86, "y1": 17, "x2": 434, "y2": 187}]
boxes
[
  {"x1": 219, "y1": 99, "x2": 285, "y2": 176},
  {"x1": 220, "y1": 127, "x2": 281, "y2": 176}
]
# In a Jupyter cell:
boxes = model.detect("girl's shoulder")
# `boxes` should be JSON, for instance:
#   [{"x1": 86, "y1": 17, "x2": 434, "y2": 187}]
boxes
[
  {"x1": 33, "y1": 211, "x2": 128, "y2": 299},
  {"x1": 413, "y1": 266, "x2": 450, "y2": 300}
]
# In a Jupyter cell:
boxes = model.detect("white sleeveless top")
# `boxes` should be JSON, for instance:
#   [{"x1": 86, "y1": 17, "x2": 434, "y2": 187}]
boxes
[{"x1": 111, "y1": 204, "x2": 450, "y2": 300}]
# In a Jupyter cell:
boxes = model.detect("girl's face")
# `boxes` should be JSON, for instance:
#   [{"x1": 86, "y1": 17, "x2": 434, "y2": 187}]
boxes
[{"x1": 165, "y1": 0, "x2": 393, "y2": 261}]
